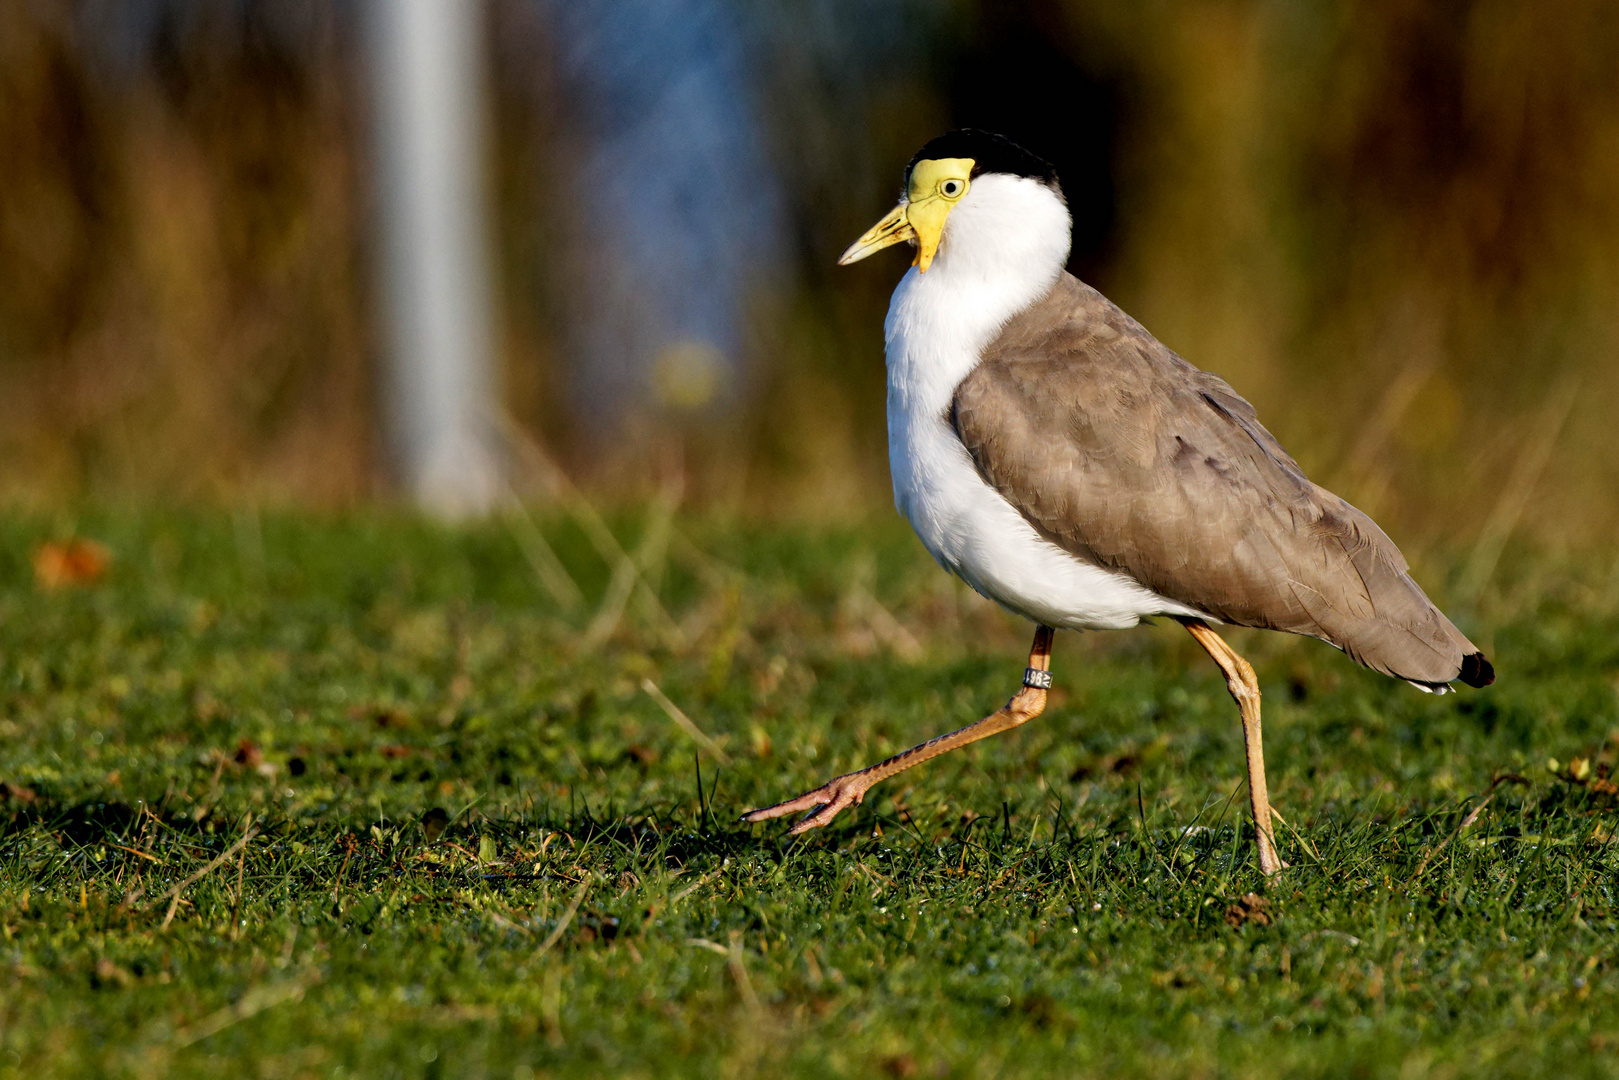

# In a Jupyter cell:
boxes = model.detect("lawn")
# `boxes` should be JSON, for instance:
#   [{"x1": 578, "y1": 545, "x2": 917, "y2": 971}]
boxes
[{"x1": 0, "y1": 508, "x2": 1615, "y2": 1079}]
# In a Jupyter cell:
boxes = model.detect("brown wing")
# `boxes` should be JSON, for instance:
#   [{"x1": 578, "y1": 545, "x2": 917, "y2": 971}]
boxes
[{"x1": 951, "y1": 272, "x2": 1490, "y2": 687}]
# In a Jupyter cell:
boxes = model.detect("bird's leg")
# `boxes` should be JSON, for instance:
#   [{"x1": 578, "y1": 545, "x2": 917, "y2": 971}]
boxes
[
  {"x1": 743, "y1": 625, "x2": 1056, "y2": 835},
  {"x1": 1179, "y1": 618, "x2": 1287, "y2": 876}
]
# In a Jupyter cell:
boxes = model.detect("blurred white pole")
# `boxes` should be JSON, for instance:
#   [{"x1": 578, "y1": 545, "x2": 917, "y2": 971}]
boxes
[{"x1": 367, "y1": 0, "x2": 503, "y2": 516}]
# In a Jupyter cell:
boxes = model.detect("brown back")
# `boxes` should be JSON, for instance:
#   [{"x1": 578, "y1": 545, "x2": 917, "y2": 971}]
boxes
[{"x1": 950, "y1": 272, "x2": 1483, "y2": 686}]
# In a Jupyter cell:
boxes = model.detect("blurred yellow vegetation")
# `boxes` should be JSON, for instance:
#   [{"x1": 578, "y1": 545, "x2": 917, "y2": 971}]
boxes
[{"x1": 0, "y1": 1, "x2": 1616, "y2": 559}]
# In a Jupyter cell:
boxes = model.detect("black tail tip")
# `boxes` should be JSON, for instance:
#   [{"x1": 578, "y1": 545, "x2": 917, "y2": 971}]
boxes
[{"x1": 1459, "y1": 652, "x2": 1495, "y2": 688}]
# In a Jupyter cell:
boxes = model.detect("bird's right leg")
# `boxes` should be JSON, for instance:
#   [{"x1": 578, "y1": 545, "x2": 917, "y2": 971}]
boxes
[
  {"x1": 1179, "y1": 618, "x2": 1287, "y2": 876},
  {"x1": 741, "y1": 625, "x2": 1056, "y2": 835}
]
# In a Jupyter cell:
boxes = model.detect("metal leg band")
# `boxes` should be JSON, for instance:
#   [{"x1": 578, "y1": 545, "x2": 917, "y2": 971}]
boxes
[{"x1": 1022, "y1": 667, "x2": 1053, "y2": 690}]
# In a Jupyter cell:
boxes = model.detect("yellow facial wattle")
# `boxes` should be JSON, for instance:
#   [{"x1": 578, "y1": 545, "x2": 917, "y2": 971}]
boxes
[{"x1": 837, "y1": 156, "x2": 974, "y2": 273}]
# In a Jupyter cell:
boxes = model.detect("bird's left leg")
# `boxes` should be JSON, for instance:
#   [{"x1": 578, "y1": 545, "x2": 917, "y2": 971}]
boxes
[
  {"x1": 742, "y1": 625, "x2": 1056, "y2": 835},
  {"x1": 1179, "y1": 618, "x2": 1288, "y2": 876}
]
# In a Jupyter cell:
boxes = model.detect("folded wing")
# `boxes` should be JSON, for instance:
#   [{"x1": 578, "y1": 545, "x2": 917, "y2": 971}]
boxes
[{"x1": 950, "y1": 273, "x2": 1492, "y2": 688}]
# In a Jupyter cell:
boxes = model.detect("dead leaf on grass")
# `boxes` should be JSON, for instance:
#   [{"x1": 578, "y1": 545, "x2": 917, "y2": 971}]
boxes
[
  {"x1": 349, "y1": 705, "x2": 409, "y2": 729},
  {"x1": 1070, "y1": 734, "x2": 1171, "y2": 781},
  {"x1": 232, "y1": 740, "x2": 280, "y2": 778},
  {"x1": 421, "y1": 807, "x2": 450, "y2": 841},
  {"x1": 0, "y1": 782, "x2": 37, "y2": 804},
  {"x1": 93, "y1": 957, "x2": 133, "y2": 988},
  {"x1": 34, "y1": 539, "x2": 111, "y2": 589},
  {"x1": 881, "y1": 1054, "x2": 918, "y2": 1078},
  {"x1": 1225, "y1": 892, "x2": 1272, "y2": 929},
  {"x1": 1549, "y1": 756, "x2": 1618, "y2": 799}
]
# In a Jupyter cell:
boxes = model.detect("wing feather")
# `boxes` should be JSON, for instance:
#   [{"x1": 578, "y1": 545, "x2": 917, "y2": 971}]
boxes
[{"x1": 950, "y1": 273, "x2": 1481, "y2": 685}]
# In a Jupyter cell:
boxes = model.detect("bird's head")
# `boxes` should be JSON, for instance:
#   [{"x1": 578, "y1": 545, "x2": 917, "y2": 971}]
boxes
[{"x1": 839, "y1": 129, "x2": 1068, "y2": 275}]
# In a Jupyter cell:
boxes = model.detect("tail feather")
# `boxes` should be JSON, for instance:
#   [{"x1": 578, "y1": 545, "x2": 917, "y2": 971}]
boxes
[
  {"x1": 1458, "y1": 652, "x2": 1495, "y2": 688},
  {"x1": 1295, "y1": 520, "x2": 1494, "y2": 691}
]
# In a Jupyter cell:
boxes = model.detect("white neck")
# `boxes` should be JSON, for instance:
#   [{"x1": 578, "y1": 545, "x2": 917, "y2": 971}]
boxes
[
  {"x1": 878, "y1": 174, "x2": 1190, "y2": 629},
  {"x1": 882, "y1": 172, "x2": 1070, "y2": 561},
  {"x1": 883, "y1": 173, "x2": 1072, "y2": 414}
]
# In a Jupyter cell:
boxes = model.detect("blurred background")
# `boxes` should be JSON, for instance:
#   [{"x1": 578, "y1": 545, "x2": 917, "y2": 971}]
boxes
[{"x1": 3, "y1": 0, "x2": 1618, "y2": 552}]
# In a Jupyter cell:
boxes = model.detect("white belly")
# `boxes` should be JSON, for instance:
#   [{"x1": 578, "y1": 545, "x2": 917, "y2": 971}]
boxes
[{"x1": 888, "y1": 400, "x2": 1201, "y2": 630}]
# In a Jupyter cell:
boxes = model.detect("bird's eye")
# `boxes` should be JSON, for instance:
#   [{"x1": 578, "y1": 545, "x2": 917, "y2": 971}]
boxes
[{"x1": 940, "y1": 179, "x2": 964, "y2": 198}]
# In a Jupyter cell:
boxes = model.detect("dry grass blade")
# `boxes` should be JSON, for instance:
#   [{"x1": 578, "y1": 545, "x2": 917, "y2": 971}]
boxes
[
  {"x1": 583, "y1": 482, "x2": 681, "y2": 648},
  {"x1": 534, "y1": 875, "x2": 592, "y2": 958},
  {"x1": 486, "y1": 909, "x2": 533, "y2": 937},
  {"x1": 670, "y1": 528, "x2": 740, "y2": 592},
  {"x1": 839, "y1": 552, "x2": 922, "y2": 659},
  {"x1": 1460, "y1": 379, "x2": 1580, "y2": 602},
  {"x1": 727, "y1": 937, "x2": 762, "y2": 1014},
  {"x1": 642, "y1": 679, "x2": 732, "y2": 764},
  {"x1": 229, "y1": 833, "x2": 248, "y2": 941},
  {"x1": 502, "y1": 497, "x2": 585, "y2": 612},
  {"x1": 1412, "y1": 775, "x2": 1529, "y2": 881},
  {"x1": 670, "y1": 868, "x2": 722, "y2": 906},
  {"x1": 158, "y1": 816, "x2": 257, "y2": 931},
  {"x1": 1330, "y1": 306, "x2": 1443, "y2": 505},
  {"x1": 497, "y1": 412, "x2": 684, "y2": 645},
  {"x1": 1268, "y1": 806, "x2": 1320, "y2": 863},
  {"x1": 110, "y1": 842, "x2": 163, "y2": 865},
  {"x1": 172, "y1": 972, "x2": 319, "y2": 1048},
  {"x1": 851, "y1": 584, "x2": 923, "y2": 660}
]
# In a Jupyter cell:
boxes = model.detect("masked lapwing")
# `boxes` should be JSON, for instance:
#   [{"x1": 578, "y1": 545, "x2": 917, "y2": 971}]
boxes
[{"x1": 743, "y1": 129, "x2": 1494, "y2": 875}]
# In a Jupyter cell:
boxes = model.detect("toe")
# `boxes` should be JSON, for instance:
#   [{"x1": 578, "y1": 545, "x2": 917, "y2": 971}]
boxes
[
  {"x1": 741, "y1": 787, "x2": 832, "y2": 823},
  {"x1": 787, "y1": 799, "x2": 844, "y2": 835},
  {"x1": 784, "y1": 785, "x2": 867, "y2": 835},
  {"x1": 785, "y1": 813, "x2": 827, "y2": 836}
]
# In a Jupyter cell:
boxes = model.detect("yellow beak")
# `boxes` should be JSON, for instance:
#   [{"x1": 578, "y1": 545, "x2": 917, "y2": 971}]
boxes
[{"x1": 837, "y1": 202, "x2": 915, "y2": 267}]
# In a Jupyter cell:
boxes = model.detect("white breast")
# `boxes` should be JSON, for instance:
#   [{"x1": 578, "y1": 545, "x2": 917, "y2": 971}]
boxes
[{"x1": 882, "y1": 174, "x2": 1204, "y2": 631}]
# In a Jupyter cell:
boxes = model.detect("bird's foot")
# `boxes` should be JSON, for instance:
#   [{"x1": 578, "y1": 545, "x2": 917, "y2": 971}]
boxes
[{"x1": 741, "y1": 771, "x2": 875, "y2": 835}]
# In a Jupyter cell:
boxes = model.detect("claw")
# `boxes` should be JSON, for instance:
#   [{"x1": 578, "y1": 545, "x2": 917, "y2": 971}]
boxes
[{"x1": 742, "y1": 773, "x2": 871, "y2": 833}]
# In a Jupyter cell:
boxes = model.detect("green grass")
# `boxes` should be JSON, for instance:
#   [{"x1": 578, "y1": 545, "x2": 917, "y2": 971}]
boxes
[{"x1": 0, "y1": 508, "x2": 1615, "y2": 1079}]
